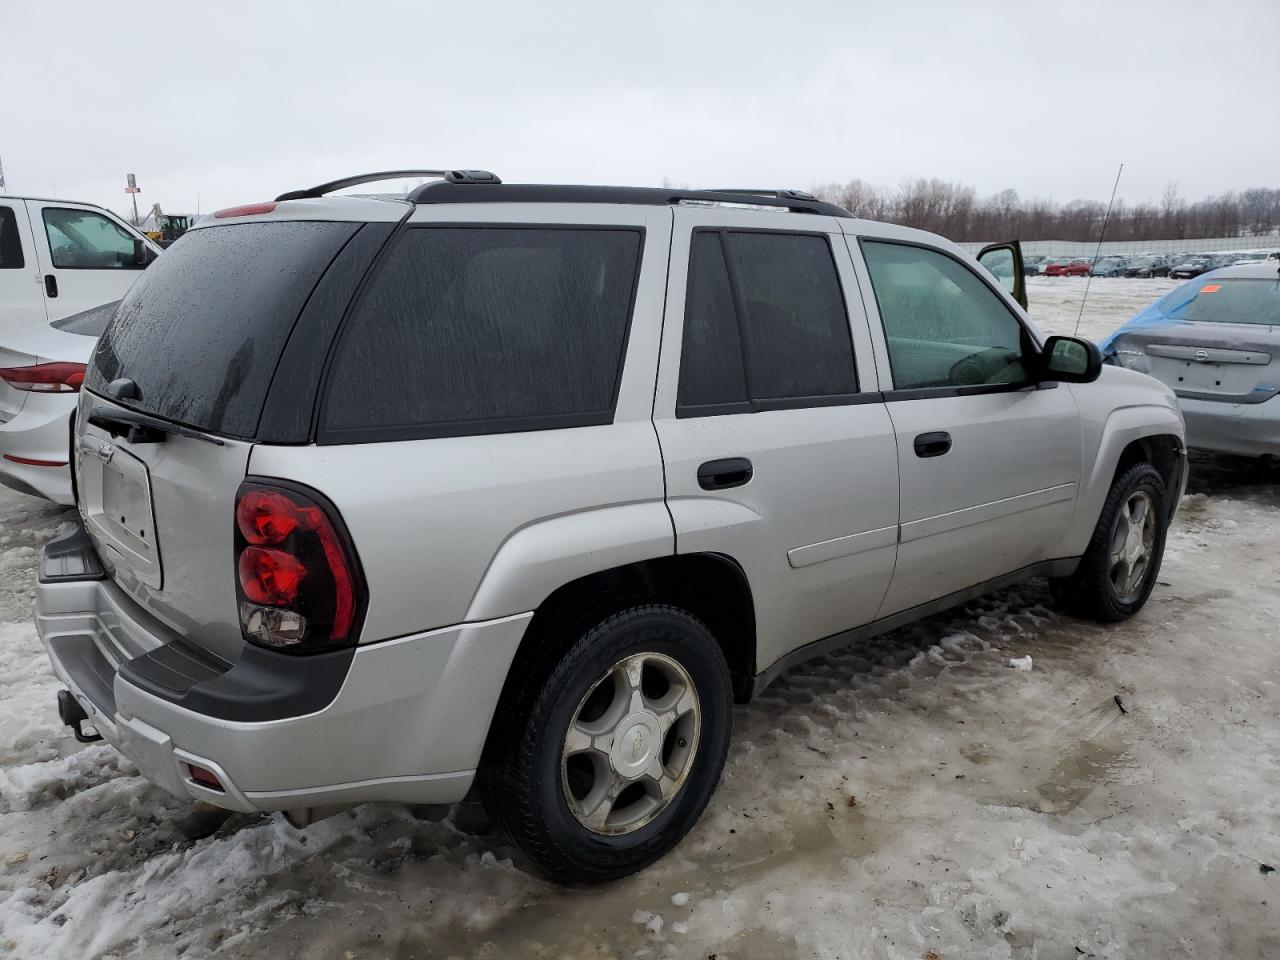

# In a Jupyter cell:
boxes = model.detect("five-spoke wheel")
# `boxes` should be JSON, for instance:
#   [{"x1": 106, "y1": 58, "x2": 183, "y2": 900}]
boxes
[
  {"x1": 1109, "y1": 490, "x2": 1156, "y2": 602},
  {"x1": 1051, "y1": 460, "x2": 1169, "y2": 622},
  {"x1": 480, "y1": 603, "x2": 732, "y2": 883},
  {"x1": 561, "y1": 652, "x2": 700, "y2": 835}
]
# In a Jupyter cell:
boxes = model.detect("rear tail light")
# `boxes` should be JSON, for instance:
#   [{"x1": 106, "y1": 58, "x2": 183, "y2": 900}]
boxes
[
  {"x1": 233, "y1": 480, "x2": 365, "y2": 654},
  {"x1": 0, "y1": 361, "x2": 86, "y2": 393}
]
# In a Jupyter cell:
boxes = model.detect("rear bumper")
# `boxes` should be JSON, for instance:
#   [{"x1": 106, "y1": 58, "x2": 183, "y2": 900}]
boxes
[
  {"x1": 35, "y1": 527, "x2": 531, "y2": 813},
  {"x1": 1178, "y1": 395, "x2": 1280, "y2": 458},
  {"x1": 0, "y1": 395, "x2": 75, "y2": 504}
]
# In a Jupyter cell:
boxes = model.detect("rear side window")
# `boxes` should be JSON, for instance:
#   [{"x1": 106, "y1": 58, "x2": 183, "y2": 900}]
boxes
[
  {"x1": 89, "y1": 221, "x2": 357, "y2": 437},
  {"x1": 0, "y1": 206, "x2": 23, "y2": 269},
  {"x1": 677, "y1": 230, "x2": 858, "y2": 416},
  {"x1": 320, "y1": 226, "x2": 643, "y2": 442}
]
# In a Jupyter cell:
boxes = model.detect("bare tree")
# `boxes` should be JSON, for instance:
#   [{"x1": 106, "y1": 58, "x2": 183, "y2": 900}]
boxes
[{"x1": 810, "y1": 177, "x2": 1280, "y2": 243}]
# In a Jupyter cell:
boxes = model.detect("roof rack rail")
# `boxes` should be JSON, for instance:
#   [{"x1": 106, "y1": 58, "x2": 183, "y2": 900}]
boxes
[
  {"x1": 708, "y1": 188, "x2": 819, "y2": 202},
  {"x1": 275, "y1": 169, "x2": 501, "y2": 202},
  {"x1": 404, "y1": 181, "x2": 851, "y2": 218}
]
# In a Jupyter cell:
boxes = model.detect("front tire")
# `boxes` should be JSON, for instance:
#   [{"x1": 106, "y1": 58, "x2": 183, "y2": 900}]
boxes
[
  {"x1": 1051, "y1": 462, "x2": 1168, "y2": 622},
  {"x1": 479, "y1": 603, "x2": 733, "y2": 883}
]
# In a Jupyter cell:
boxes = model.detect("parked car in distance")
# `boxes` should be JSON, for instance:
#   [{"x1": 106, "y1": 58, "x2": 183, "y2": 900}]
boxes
[
  {"x1": 1046, "y1": 258, "x2": 1091, "y2": 277},
  {"x1": 1126, "y1": 256, "x2": 1170, "y2": 278},
  {"x1": 1022, "y1": 255, "x2": 1045, "y2": 277},
  {"x1": 0, "y1": 302, "x2": 117, "y2": 503},
  {"x1": 0, "y1": 196, "x2": 160, "y2": 340},
  {"x1": 1169, "y1": 257, "x2": 1214, "y2": 279},
  {"x1": 37, "y1": 172, "x2": 1186, "y2": 884},
  {"x1": 1038, "y1": 257, "x2": 1069, "y2": 275},
  {"x1": 1103, "y1": 262, "x2": 1280, "y2": 457},
  {"x1": 1091, "y1": 257, "x2": 1129, "y2": 277}
]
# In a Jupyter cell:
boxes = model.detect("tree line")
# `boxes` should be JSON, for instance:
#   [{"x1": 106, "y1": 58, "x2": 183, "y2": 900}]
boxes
[{"x1": 810, "y1": 178, "x2": 1280, "y2": 243}]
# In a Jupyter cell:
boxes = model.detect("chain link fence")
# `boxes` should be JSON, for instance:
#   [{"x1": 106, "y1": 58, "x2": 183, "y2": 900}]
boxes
[{"x1": 956, "y1": 236, "x2": 1280, "y2": 259}]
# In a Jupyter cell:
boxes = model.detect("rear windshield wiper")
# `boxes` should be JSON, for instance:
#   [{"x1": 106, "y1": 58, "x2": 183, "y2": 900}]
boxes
[{"x1": 86, "y1": 405, "x2": 225, "y2": 446}]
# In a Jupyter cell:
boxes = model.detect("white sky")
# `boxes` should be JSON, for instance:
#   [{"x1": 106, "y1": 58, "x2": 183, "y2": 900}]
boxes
[{"x1": 5, "y1": 0, "x2": 1277, "y2": 218}]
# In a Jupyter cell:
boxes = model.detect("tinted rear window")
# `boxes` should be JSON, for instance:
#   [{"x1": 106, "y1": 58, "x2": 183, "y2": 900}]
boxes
[
  {"x1": 88, "y1": 221, "x2": 356, "y2": 437},
  {"x1": 1161, "y1": 278, "x2": 1280, "y2": 326},
  {"x1": 319, "y1": 226, "x2": 643, "y2": 442}
]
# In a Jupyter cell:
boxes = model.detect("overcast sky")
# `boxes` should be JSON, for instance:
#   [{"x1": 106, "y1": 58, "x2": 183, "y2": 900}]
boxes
[{"x1": 6, "y1": 0, "x2": 1277, "y2": 219}]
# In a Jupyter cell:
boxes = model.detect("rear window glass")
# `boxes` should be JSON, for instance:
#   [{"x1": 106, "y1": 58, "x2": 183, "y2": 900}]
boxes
[
  {"x1": 88, "y1": 221, "x2": 356, "y2": 437},
  {"x1": 320, "y1": 226, "x2": 643, "y2": 441},
  {"x1": 1160, "y1": 278, "x2": 1280, "y2": 326}
]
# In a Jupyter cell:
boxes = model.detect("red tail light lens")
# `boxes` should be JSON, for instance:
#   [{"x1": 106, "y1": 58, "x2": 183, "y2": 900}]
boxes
[
  {"x1": 0, "y1": 361, "x2": 87, "y2": 393},
  {"x1": 233, "y1": 481, "x2": 365, "y2": 653},
  {"x1": 238, "y1": 547, "x2": 307, "y2": 605}
]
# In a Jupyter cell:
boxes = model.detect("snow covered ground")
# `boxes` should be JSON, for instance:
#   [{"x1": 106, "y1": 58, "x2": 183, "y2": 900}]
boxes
[{"x1": 2, "y1": 279, "x2": 1278, "y2": 959}]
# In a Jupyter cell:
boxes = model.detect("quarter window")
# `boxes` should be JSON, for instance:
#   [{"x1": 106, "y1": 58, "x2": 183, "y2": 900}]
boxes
[
  {"x1": 677, "y1": 230, "x2": 858, "y2": 416},
  {"x1": 321, "y1": 226, "x2": 643, "y2": 441},
  {"x1": 0, "y1": 206, "x2": 24, "y2": 269},
  {"x1": 42, "y1": 208, "x2": 144, "y2": 269},
  {"x1": 861, "y1": 240, "x2": 1030, "y2": 390}
]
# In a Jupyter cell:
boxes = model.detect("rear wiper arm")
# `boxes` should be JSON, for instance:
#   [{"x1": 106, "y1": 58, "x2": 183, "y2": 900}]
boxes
[{"x1": 86, "y1": 405, "x2": 225, "y2": 446}]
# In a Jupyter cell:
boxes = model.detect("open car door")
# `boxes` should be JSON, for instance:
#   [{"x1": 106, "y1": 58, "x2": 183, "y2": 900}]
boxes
[{"x1": 976, "y1": 240, "x2": 1027, "y2": 309}]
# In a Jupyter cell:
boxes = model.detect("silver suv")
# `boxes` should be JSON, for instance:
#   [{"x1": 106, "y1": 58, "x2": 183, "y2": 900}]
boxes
[{"x1": 36, "y1": 170, "x2": 1186, "y2": 883}]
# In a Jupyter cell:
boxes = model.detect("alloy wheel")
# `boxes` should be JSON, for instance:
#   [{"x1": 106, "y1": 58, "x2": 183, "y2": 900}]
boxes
[
  {"x1": 560, "y1": 652, "x2": 700, "y2": 836},
  {"x1": 1109, "y1": 490, "x2": 1156, "y2": 602}
]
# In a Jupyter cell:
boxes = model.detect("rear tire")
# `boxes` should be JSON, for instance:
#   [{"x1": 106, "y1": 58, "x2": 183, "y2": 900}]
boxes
[
  {"x1": 1050, "y1": 462, "x2": 1168, "y2": 622},
  {"x1": 479, "y1": 603, "x2": 732, "y2": 884}
]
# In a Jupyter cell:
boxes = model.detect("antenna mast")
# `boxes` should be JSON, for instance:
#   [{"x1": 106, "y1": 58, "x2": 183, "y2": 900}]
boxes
[{"x1": 1074, "y1": 163, "x2": 1124, "y2": 337}]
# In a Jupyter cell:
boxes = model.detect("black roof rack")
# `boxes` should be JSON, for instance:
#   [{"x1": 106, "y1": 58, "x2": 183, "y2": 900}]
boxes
[
  {"x1": 275, "y1": 169, "x2": 501, "y2": 202},
  {"x1": 404, "y1": 181, "x2": 852, "y2": 218}
]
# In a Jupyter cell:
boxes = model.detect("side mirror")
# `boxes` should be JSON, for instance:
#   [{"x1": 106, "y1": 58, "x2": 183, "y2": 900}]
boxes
[
  {"x1": 131, "y1": 239, "x2": 158, "y2": 268},
  {"x1": 1041, "y1": 335, "x2": 1102, "y2": 384}
]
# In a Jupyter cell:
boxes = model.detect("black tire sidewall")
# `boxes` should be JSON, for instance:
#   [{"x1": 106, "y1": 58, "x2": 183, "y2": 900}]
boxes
[
  {"x1": 1091, "y1": 464, "x2": 1168, "y2": 619},
  {"x1": 520, "y1": 606, "x2": 732, "y2": 881}
]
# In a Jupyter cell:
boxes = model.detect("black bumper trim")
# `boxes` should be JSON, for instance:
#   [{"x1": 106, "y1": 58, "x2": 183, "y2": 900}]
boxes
[
  {"x1": 120, "y1": 641, "x2": 356, "y2": 723},
  {"x1": 39, "y1": 523, "x2": 106, "y2": 583}
]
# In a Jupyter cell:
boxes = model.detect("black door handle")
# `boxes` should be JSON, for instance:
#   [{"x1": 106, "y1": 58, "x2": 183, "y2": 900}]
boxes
[
  {"x1": 698, "y1": 457, "x2": 753, "y2": 490},
  {"x1": 44, "y1": 275, "x2": 58, "y2": 298},
  {"x1": 913, "y1": 431, "x2": 952, "y2": 458}
]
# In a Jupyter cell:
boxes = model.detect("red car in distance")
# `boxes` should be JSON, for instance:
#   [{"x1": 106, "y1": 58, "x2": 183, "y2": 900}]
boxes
[{"x1": 1045, "y1": 258, "x2": 1092, "y2": 277}]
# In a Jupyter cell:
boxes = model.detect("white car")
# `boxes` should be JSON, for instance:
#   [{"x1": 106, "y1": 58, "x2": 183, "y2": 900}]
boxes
[{"x1": 0, "y1": 196, "x2": 160, "y2": 502}]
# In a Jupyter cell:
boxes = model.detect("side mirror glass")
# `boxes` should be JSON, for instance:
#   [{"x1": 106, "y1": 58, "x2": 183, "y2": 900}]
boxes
[{"x1": 1042, "y1": 335, "x2": 1102, "y2": 383}]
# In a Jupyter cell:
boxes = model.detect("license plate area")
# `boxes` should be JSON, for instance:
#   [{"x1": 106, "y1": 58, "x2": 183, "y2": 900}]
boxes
[{"x1": 77, "y1": 434, "x2": 162, "y2": 589}]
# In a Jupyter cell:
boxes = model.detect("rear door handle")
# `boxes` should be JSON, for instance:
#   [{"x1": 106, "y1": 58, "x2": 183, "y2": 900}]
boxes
[
  {"x1": 697, "y1": 457, "x2": 753, "y2": 490},
  {"x1": 44, "y1": 274, "x2": 58, "y2": 298},
  {"x1": 913, "y1": 431, "x2": 952, "y2": 458}
]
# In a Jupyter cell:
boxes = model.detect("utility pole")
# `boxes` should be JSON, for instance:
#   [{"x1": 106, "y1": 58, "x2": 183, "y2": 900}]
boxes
[{"x1": 126, "y1": 173, "x2": 141, "y2": 226}]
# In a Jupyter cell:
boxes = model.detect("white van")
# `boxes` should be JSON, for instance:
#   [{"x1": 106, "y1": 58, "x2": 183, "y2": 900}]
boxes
[{"x1": 0, "y1": 196, "x2": 161, "y2": 338}]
